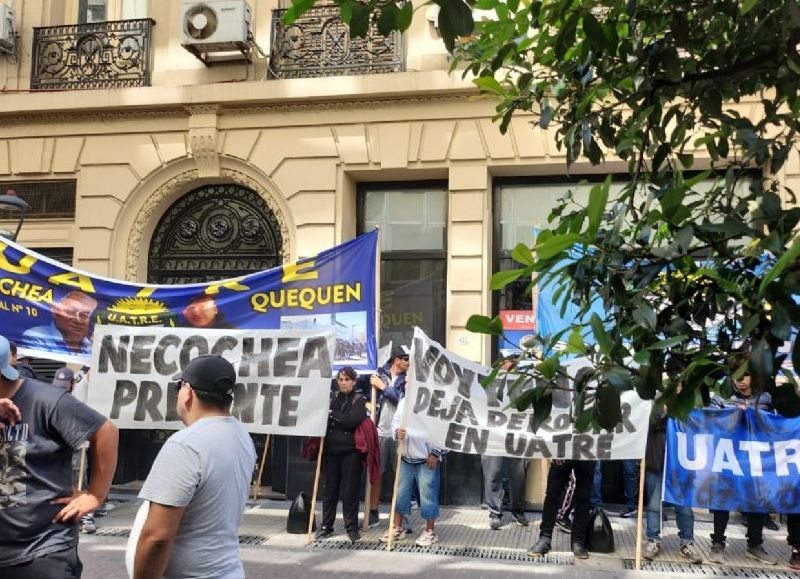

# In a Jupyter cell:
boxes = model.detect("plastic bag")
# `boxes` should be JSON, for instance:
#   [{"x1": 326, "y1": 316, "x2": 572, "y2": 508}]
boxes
[
  {"x1": 585, "y1": 507, "x2": 615, "y2": 553},
  {"x1": 287, "y1": 491, "x2": 316, "y2": 534}
]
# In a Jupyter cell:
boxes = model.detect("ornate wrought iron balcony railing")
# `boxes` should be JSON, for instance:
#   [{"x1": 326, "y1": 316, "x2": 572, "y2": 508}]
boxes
[
  {"x1": 31, "y1": 18, "x2": 155, "y2": 91},
  {"x1": 269, "y1": 4, "x2": 404, "y2": 79}
]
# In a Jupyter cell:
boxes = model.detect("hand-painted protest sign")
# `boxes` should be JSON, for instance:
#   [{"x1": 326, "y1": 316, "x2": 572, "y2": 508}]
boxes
[
  {"x1": 0, "y1": 231, "x2": 377, "y2": 368},
  {"x1": 404, "y1": 328, "x2": 652, "y2": 460},
  {"x1": 664, "y1": 408, "x2": 800, "y2": 513},
  {"x1": 88, "y1": 326, "x2": 335, "y2": 435}
]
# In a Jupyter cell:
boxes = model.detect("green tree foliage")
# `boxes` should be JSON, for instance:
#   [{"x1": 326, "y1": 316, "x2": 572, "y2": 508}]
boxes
[{"x1": 286, "y1": 0, "x2": 800, "y2": 426}]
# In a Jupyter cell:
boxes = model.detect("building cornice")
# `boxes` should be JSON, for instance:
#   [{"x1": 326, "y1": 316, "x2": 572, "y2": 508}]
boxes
[{"x1": 0, "y1": 70, "x2": 478, "y2": 126}]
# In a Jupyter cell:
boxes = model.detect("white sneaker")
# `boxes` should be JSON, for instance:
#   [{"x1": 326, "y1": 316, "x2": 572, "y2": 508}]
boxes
[
  {"x1": 415, "y1": 529, "x2": 438, "y2": 547},
  {"x1": 379, "y1": 526, "x2": 404, "y2": 544},
  {"x1": 644, "y1": 539, "x2": 661, "y2": 560}
]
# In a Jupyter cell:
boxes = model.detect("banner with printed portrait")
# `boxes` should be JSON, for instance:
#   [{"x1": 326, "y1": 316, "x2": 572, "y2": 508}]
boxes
[
  {"x1": 664, "y1": 408, "x2": 800, "y2": 513},
  {"x1": 88, "y1": 326, "x2": 336, "y2": 435},
  {"x1": 403, "y1": 328, "x2": 653, "y2": 460},
  {"x1": 0, "y1": 231, "x2": 377, "y2": 368}
]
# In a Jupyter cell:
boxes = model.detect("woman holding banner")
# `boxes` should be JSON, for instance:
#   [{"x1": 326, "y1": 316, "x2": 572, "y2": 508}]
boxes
[{"x1": 315, "y1": 367, "x2": 367, "y2": 544}]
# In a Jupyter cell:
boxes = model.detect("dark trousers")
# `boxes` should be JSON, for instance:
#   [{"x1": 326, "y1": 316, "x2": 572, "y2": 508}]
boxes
[
  {"x1": 481, "y1": 455, "x2": 529, "y2": 516},
  {"x1": 711, "y1": 510, "x2": 765, "y2": 547},
  {"x1": 0, "y1": 546, "x2": 82, "y2": 579},
  {"x1": 788, "y1": 513, "x2": 800, "y2": 548},
  {"x1": 322, "y1": 450, "x2": 363, "y2": 532},
  {"x1": 540, "y1": 460, "x2": 596, "y2": 545}
]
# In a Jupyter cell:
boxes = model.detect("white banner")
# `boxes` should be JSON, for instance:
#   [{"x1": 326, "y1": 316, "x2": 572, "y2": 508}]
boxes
[
  {"x1": 404, "y1": 328, "x2": 653, "y2": 460},
  {"x1": 88, "y1": 326, "x2": 335, "y2": 435}
]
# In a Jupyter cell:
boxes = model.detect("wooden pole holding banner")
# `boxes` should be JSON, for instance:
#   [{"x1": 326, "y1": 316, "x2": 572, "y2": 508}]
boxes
[
  {"x1": 307, "y1": 437, "x2": 326, "y2": 544},
  {"x1": 362, "y1": 226, "x2": 382, "y2": 531},
  {"x1": 77, "y1": 446, "x2": 87, "y2": 491},
  {"x1": 252, "y1": 434, "x2": 271, "y2": 501},
  {"x1": 386, "y1": 438, "x2": 405, "y2": 552},
  {"x1": 634, "y1": 458, "x2": 647, "y2": 570}
]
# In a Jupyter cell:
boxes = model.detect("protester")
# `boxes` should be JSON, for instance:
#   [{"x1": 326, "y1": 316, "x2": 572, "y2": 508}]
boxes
[
  {"x1": 555, "y1": 470, "x2": 576, "y2": 533},
  {"x1": 528, "y1": 459, "x2": 595, "y2": 559},
  {"x1": 481, "y1": 355, "x2": 529, "y2": 530},
  {"x1": 315, "y1": 367, "x2": 367, "y2": 544},
  {"x1": 8, "y1": 341, "x2": 37, "y2": 380},
  {"x1": 619, "y1": 459, "x2": 640, "y2": 518},
  {"x1": 52, "y1": 366, "x2": 97, "y2": 535},
  {"x1": 361, "y1": 345, "x2": 410, "y2": 528},
  {"x1": 0, "y1": 334, "x2": 118, "y2": 579},
  {"x1": 643, "y1": 406, "x2": 702, "y2": 564},
  {"x1": 380, "y1": 396, "x2": 446, "y2": 547},
  {"x1": 787, "y1": 513, "x2": 800, "y2": 570},
  {"x1": 708, "y1": 372, "x2": 777, "y2": 565},
  {"x1": 22, "y1": 290, "x2": 98, "y2": 355},
  {"x1": 53, "y1": 366, "x2": 76, "y2": 392},
  {"x1": 126, "y1": 355, "x2": 256, "y2": 579}
]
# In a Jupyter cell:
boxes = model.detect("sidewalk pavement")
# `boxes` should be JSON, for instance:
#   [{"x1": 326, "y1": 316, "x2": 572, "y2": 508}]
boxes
[{"x1": 79, "y1": 496, "x2": 798, "y2": 578}]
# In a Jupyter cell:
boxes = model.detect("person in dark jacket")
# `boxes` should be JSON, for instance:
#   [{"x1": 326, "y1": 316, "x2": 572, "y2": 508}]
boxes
[
  {"x1": 9, "y1": 341, "x2": 38, "y2": 380},
  {"x1": 643, "y1": 406, "x2": 702, "y2": 563},
  {"x1": 316, "y1": 366, "x2": 367, "y2": 544},
  {"x1": 707, "y1": 372, "x2": 777, "y2": 565},
  {"x1": 787, "y1": 514, "x2": 800, "y2": 570},
  {"x1": 356, "y1": 345, "x2": 410, "y2": 528}
]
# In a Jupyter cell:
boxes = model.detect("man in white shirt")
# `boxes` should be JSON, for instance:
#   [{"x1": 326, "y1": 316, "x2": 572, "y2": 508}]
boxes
[{"x1": 126, "y1": 355, "x2": 256, "y2": 579}]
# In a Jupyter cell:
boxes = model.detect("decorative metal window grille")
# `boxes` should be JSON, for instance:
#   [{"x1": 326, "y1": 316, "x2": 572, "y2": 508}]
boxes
[
  {"x1": 269, "y1": 2, "x2": 404, "y2": 79},
  {"x1": 0, "y1": 181, "x2": 77, "y2": 219},
  {"x1": 147, "y1": 184, "x2": 284, "y2": 285},
  {"x1": 30, "y1": 18, "x2": 155, "y2": 91}
]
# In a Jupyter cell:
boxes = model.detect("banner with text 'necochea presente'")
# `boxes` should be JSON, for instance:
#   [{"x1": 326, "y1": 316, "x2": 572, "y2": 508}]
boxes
[
  {"x1": 404, "y1": 327, "x2": 652, "y2": 460},
  {"x1": 89, "y1": 326, "x2": 335, "y2": 435}
]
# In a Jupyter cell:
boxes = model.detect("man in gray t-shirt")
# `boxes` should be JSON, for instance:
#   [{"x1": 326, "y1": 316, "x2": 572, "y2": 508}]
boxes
[
  {"x1": 126, "y1": 355, "x2": 256, "y2": 579},
  {"x1": 0, "y1": 334, "x2": 119, "y2": 579}
]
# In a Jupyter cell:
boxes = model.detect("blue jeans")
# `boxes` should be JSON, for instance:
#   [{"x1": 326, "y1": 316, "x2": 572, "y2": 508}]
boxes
[
  {"x1": 622, "y1": 459, "x2": 639, "y2": 507},
  {"x1": 645, "y1": 470, "x2": 694, "y2": 543},
  {"x1": 591, "y1": 462, "x2": 603, "y2": 507},
  {"x1": 396, "y1": 459, "x2": 440, "y2": 520}
]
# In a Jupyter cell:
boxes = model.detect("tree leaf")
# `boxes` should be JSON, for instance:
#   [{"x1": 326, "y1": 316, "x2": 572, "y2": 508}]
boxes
[
  {"x1": 397, "y1": 1, "x2": 413, "y2": 30},
  {"x1": 741, "y1": 0, "x2": 758, "y2": 15},
  {"x1": 586, "y1": 176, "x2": 611, "y2": 240},
  {"x1": 647, "y1": 335, "x2": 688, "y2": 350},
  {"x1": 490, "y1": 268, "x2": 527, "y2": 290},
  {"x1": 633, "y1": 303, "x2": 657, "y2": 330},
  {"x1": 511, "y1": 242, "x2": 535, "y2": 266},
  {"x1": 474, "y1": 76, "x2": 505, "y2": 94},
  {"x1": 759, "y1": 235, "x2": 800, "y2": 294},
  {"x1": 595, "y1": 384, "x2": 622, "y2": 430},
  {"x1": 350, "y1": 2, "x2": 372, "y2": 37},
  {"x1": 590, "y1": 313, "x2": 612, "y2": 356},
  {"x1": 436, "y1": 0, "x2": 475, "y2": 52},
  {"x1": 377, "y1": 2, "x2": 399, "y2": 36},
  {"x1": 466, "y1": 314, "x2": 503, "y2": 336},
  {"x1": 535, "y1": 233, "x2": 582, "y2": 260},
  {"x1": 531, "y1": 391, "x2": 553, "y2": 433},
  {"x1": 284, "y1": 0, "x2": 316, "y2": 23},
  {"x1": 582, "y1": 12, "x2": 607, "y2": 52},
  {"x1": 749, "y1": 338, "x2": 774, "y2": 393}
]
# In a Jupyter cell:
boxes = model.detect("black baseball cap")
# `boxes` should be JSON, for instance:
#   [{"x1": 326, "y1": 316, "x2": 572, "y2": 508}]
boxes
[
  {"x1": 173, "y1": 355, "x2": 236, "y2": 398},
  {"x1": 391, "y1": 345, "x2": 410, "y2": 361}
]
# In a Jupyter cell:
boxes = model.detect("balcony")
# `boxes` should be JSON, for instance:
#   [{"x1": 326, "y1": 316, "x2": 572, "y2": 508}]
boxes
[
  {"x1": 30, "y1": 18, "x2": 155, "y2": 91},
  {"x1": 269, "y1": 4, "x2": 404, "y2": 79}
]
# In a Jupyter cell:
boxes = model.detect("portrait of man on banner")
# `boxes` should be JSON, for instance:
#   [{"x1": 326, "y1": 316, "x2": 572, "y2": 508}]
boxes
[{"x1": 22, "y1": 290, "x2": 98, "y2": 356}]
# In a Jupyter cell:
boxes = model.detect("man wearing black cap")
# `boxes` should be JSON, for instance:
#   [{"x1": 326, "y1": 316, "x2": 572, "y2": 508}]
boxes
[
  {"x1": 0, "y1": 334, "x2": 118, "y2": 579},
  {"x1": 360, "y1": 345, "x2": 410, "y2": 528},
  {"x1": 127, "y1": 355, "x2": 256, "y2": 579}
]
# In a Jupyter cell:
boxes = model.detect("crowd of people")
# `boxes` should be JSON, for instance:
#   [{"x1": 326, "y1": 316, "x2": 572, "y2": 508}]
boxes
[{"x1": 0, "y1": 333, "x2": 798, "y2": 578}]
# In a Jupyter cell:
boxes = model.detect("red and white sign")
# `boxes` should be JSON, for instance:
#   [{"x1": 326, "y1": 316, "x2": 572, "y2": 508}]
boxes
[{"x1": 499, "y1": 310, "x2": 536, "y2": 330}]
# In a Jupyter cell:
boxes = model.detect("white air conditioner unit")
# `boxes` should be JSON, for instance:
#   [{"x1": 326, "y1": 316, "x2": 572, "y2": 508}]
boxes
[
  {"x1": 0, "y1": 4, "x2": 15, "y2": 53},
  {"x1": 181, "y1": 0, "x2": 251, "y2": 53}
]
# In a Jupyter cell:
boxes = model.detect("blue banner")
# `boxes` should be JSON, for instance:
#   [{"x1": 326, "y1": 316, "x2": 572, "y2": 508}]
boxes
[
  {"x1": 0, "y1": 231, "x2": 378, "y2": 368},
  {"x1": 664, "y1": 408, "x2": 800, "y2": 513}
]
